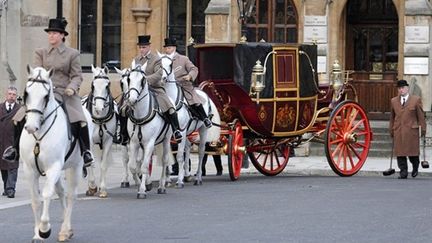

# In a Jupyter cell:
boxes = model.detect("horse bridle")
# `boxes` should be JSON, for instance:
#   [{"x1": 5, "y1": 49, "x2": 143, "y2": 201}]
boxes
[
  {"x1": 24, "y1": 74, "x2": 51, "y2": 116},
  {"x1": 89, "y1": 75, "x2": 115, "y2": 123},
  {"x1": 160, "y1": 56, "x2": 174, "y2": 77},
  {"x1": 126, "y1": 66, "x2": 148, "y2": 103}
]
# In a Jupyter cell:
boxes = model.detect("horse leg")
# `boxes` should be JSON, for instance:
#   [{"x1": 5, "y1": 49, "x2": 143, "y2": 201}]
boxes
[
  {"x1": 58, "y1": 167, "x2": 79, "y2": 242},
  {"x1": 194, "y1": 129, "x2": 207, "y2": 186},
  {"x1": 85, "y1": 164, "x2": 98, "y2": 196},
  {"x1": 38, "y1": 163, "x2": 62, "y2": 239},
  {"x1": 157, "y1": 141, "x2": 171, "y2": 194},
  {"x1": 184, "y1": 141, "x2": 193, "y2": 182},
  {"x1": 175, "y1": 139, "x2": 186, "y2": 188},
  {"x1": 137, "y1": 144, "x2": 153, "y2": 199},
  {"x1": 99, "y1": 142, "x2": 112, "y2": 198},
  {"x1": 25, "y1": 163, "x2": 44, "y2": 242},
  {"x1": 120, "y1": 145, "x2": 130, "y2": 188},
  {"x1": 128, "y1": 142, "x2": 141, "y2": 186}
]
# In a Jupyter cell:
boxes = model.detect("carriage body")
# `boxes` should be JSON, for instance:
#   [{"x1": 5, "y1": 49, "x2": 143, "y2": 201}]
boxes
[{"x1": 190, "y1": 42, "x2": 372, "y2": 180}]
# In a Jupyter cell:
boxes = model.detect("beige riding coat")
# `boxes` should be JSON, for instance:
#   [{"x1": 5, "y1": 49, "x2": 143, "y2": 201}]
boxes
[
  {"x1": 15, "y1": 43, "x2": 86, "y2": 123},
  {"x1": 172, "y1": 52, "x2": 200, "y2": 105},
  {"x1": 134, "y1": 52, "x2": 173, "y2": 112},
  {"x1": 389, "y1": 95, "x2": 426, "y2": 156}
]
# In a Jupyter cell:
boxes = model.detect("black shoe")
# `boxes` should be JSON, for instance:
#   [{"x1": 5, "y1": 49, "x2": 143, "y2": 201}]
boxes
[
  {"x1": 412, "y1": 170, "x2": 418, "y2": 178},
  {"x1": 6, "y1": 190, "x2": 15, "y2": 198},
  {"x1": 398, "y1": 176, "x2": 407, "y2": 179},
  {"x1": 2, "y1": 192, "x2": 6, "y2": 196},
  {"x1": 2, "y1": 146, "x2": 17, "y2": 162},
  {"x1": 216, "y1": 171, "x2": 223, "y2": 176},
  {"x1": 203, "y1": 118, "x2": 212, "y2": 128},
  {"x1": 83, "y1": 150, "x2": 94, "y2": 167},
  {"x1": 173, "y1": 130, "x2": 182, "y2": 141}
]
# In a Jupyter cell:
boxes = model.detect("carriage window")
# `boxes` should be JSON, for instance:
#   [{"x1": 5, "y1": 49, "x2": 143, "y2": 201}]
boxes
[
  {"x1": 79, "y1": 0, "x2": 121, "y2": 71},
  {"x1": 167, "y1": 0, "x2": 210, "y2": 54},
  {"x1": 246, "y1": 0, "x2": 298, "y2": 43}
]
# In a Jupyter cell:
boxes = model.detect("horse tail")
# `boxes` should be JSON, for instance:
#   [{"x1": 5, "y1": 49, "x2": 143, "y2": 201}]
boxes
[{"x1": 205, "y1": 98, "x2": 221, "y2": 143}]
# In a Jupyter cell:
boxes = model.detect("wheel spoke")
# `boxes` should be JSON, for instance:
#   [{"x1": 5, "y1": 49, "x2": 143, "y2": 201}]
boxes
[{"x1": 348, "y1": 144, "x2": 362, "y2": 160}]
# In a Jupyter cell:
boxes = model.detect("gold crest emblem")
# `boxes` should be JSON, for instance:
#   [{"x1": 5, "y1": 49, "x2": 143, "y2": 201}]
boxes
[{"x1": 276, "y1": 104, "x2": 295, "y2": 128}]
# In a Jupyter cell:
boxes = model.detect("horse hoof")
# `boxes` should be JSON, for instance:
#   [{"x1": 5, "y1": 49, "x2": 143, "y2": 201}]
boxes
[
  {"x1": 99, "y1": 191, "x2": 108, "y2": 198},
  {"x1": 145, "y1": 183, "x2": 153, "y2": 192},
  {"x1": 176, "y1": 183, "x2": 184, "y2": 189},
  {"x1": 184, "y1": 176, "x2": 193, "y2": 183},
  {"x1": 193, "y1": 180, "x2": 203, "y2": 186},
  {"x1": 120, "y1": 182, "x2": 130, "y2": 188},
  {"x1": 137, "y1": 193, "x2": 147, "y2": 199},
  {"x1": 157, "y1": 188, "x2": 166, "y2": 194},
  {"x1": 58, "y1": 230, "x2": 73, "y2": 242},
  {"x1": 39, "y1": 228, "x2": 51, "y2": 239},
  {"x1": 85, "y1": 186, "x2": 98, "y2": 196}
]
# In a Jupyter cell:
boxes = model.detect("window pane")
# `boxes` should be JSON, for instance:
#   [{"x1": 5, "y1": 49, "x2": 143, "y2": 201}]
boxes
[
  {"x1": 191, "y1": 0, "x2": 210, "y2": 44},
  {"x1": 102, "y1": 0, "x2": 121, "y2": 69},
  {"x1": 80, "y1": 0, "x2": 97, "y2": 68},
  {"x1": 274, "y1": 28, "x2": 284, "y2": 42},
  {"x1": 168, "y1": 0, "x2": 186, "y2": 53},
  {"x1": 286, "y1": 28, "x2": 296, "y2": 43},
  {"x1": 258, "y1": 0, "x2": 268, "y2": 24}
]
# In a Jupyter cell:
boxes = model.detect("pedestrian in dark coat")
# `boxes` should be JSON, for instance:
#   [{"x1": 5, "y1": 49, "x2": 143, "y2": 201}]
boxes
[
  {"x1": 389, "y1": 80, "x2": 426, "y2": 179},
  {"x1": 0, "y1": 86, "x2": 21, "y2": 198}
]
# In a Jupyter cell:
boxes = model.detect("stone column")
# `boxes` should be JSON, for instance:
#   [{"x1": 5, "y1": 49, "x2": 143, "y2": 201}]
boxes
[
  {"x1": 131, "y1": 0, "x2": 152, "y2": 35},
  {"x1": 205, "y1": 0, "x2": 231, "y2": 43}
]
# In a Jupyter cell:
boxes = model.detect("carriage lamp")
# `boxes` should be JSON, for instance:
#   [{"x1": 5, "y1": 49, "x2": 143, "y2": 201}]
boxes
[
  {"x1": 331, "y1": 60, "x2": 343, "y2": 95},
  {"x1": 251, "y1": 60, "x2": 265, "y2": 103}
]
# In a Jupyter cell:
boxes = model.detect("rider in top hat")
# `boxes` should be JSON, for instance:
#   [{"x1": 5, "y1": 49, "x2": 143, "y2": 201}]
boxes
[
  {"x1": 2, "y1": 18, "x2": 94, "y2": 169},
  {"x1": 390, "y1": 79, "x2": 426, "y2": 179},
  {"x1": 133, "y1": 35, "x2": 182, "y2": 141},
  {"x1": 163, "y1": 37, "x2": 212, "y2": 128}
]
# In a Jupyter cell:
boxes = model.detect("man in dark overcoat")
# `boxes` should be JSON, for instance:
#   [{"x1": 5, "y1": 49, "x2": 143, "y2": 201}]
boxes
[
  {"x1": 389, "y1": 80, "x2": 426, "y2": 179},
  {"x1": 0, "y1": 86, "x2": 21, "y2": 198}
]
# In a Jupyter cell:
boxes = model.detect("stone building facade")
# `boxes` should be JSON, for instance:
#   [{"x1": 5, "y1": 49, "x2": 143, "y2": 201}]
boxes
[{"x1": 0, "y1": 0, "x2": 431, "y2": 124}]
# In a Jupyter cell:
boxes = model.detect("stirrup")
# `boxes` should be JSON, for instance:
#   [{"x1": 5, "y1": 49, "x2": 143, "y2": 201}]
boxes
[
  {"x1": 203, "y1": 118, "x2": 212, "y2": 128},
  {"x1": 2, "y1": 146, "x2": 17, "y2": 163},
  {"x1": 83, "y1": 150, "x2": 94, "y2": 167},
  {"x1": 173, "y1": 130, "x2": 183, "y2": 141}
]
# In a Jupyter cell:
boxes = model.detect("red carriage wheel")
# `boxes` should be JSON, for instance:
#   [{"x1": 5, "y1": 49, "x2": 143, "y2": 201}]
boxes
[
  {"x1": 227, "y1": 121, "x2": 244, "y2": 181},
  {"x1": 248, "y1": 139, "x2": 290, "y2": 176},
  {"x1": 324, "y1": 100, "x2": 372, "y2": 176}
]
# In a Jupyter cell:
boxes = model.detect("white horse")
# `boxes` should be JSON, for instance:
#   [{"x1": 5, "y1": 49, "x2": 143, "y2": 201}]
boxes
[
  {"x1": 114, "y1": 66, "x2": 144, "y2": 188},
  {"x1": 123, "y1": 60, "x2": 172, "y2": 198},
  {"x1": 158, "y1": 52, "x2": 221, "y2": 187},
  {"x1": 21, "y1": 65, "x2": 94, "y2": 242},
  {"x1": 84, "y1": 65, "x2": 118, "y2": 198}
]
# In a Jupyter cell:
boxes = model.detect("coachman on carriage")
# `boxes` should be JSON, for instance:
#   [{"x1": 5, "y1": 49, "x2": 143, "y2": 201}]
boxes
[{"x1": 190, "y1": 42, "x2": 373, "y2": 181}]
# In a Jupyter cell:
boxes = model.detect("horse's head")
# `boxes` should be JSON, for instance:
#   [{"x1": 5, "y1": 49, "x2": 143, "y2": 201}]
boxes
[
  {"x1": 24, "y1": 65, "x2": 54, "y2": 134},
  {"x1": 91, "y1": 65, "x2": 111, "y2": 114},
  {"x1": 158, "y1": 51, "x2": 175, "y2": 81},
  {"x1": 126, "y1": 61, "x2": 147, "y2": 105},
  {"x1": 114, "y1": 66, "x2": 130, "y2": 96}
]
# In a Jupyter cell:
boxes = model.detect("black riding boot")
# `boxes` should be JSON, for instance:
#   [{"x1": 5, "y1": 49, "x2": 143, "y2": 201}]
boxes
[
  {"x1": 165, "y1": 112, "x2": 182, "y2": 141},
  {"x1": 77, "y1": 124, "x2": 94, "y2": 167},
  {"x1": 118, "y1": 115, "x2": 129, "y2": 145},
  {"x1": 2, "y1": 120, "x2": 24, "y2": 162},
  {"x1": 193, "y1": 104, "x2": 212, "y2": 128}
]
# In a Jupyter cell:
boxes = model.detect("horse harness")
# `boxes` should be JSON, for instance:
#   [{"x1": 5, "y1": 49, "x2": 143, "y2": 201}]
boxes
[
  {"x1": 87, "y1": 74, "x2": 117, "y2": 150},
  {"x1": 126, "y1": 66, "x2": 171, "y2": 150},
  {"x1": 25, "y1": 73, "x2": 77, "y2": 176}
]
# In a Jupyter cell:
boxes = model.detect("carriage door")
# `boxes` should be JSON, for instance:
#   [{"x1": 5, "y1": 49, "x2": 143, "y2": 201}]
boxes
[
  {"x1": 345, "y1": 0, "x2": 398, "y2": 120},
  {"x1": 245, "y1": 0, "x2": 298, "y2": 43}
]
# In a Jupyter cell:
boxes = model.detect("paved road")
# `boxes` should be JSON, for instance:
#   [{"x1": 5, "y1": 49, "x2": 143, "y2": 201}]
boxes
[{"x1": 1, "y1": 175, "x2": 431, "y2": 243}]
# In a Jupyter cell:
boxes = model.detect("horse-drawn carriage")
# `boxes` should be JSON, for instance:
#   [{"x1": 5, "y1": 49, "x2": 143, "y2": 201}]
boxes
[{"x1": 189, "y1": 42, "x2": 372, "y2": 181}]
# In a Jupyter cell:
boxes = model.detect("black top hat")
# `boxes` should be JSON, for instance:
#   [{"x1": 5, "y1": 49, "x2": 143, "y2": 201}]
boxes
[
  {"x1": 396, "y1": 80, "x2": 409, "y2": 87},
  {"x1": 44, "y1": 18, "x2": 68, "y2": 36},
  {"x1": 163, "y1": 37, "x2": 177, "y2": 47},
  {"x1": 137, "y1": 35, "x2": 151, "y2": 45}
]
